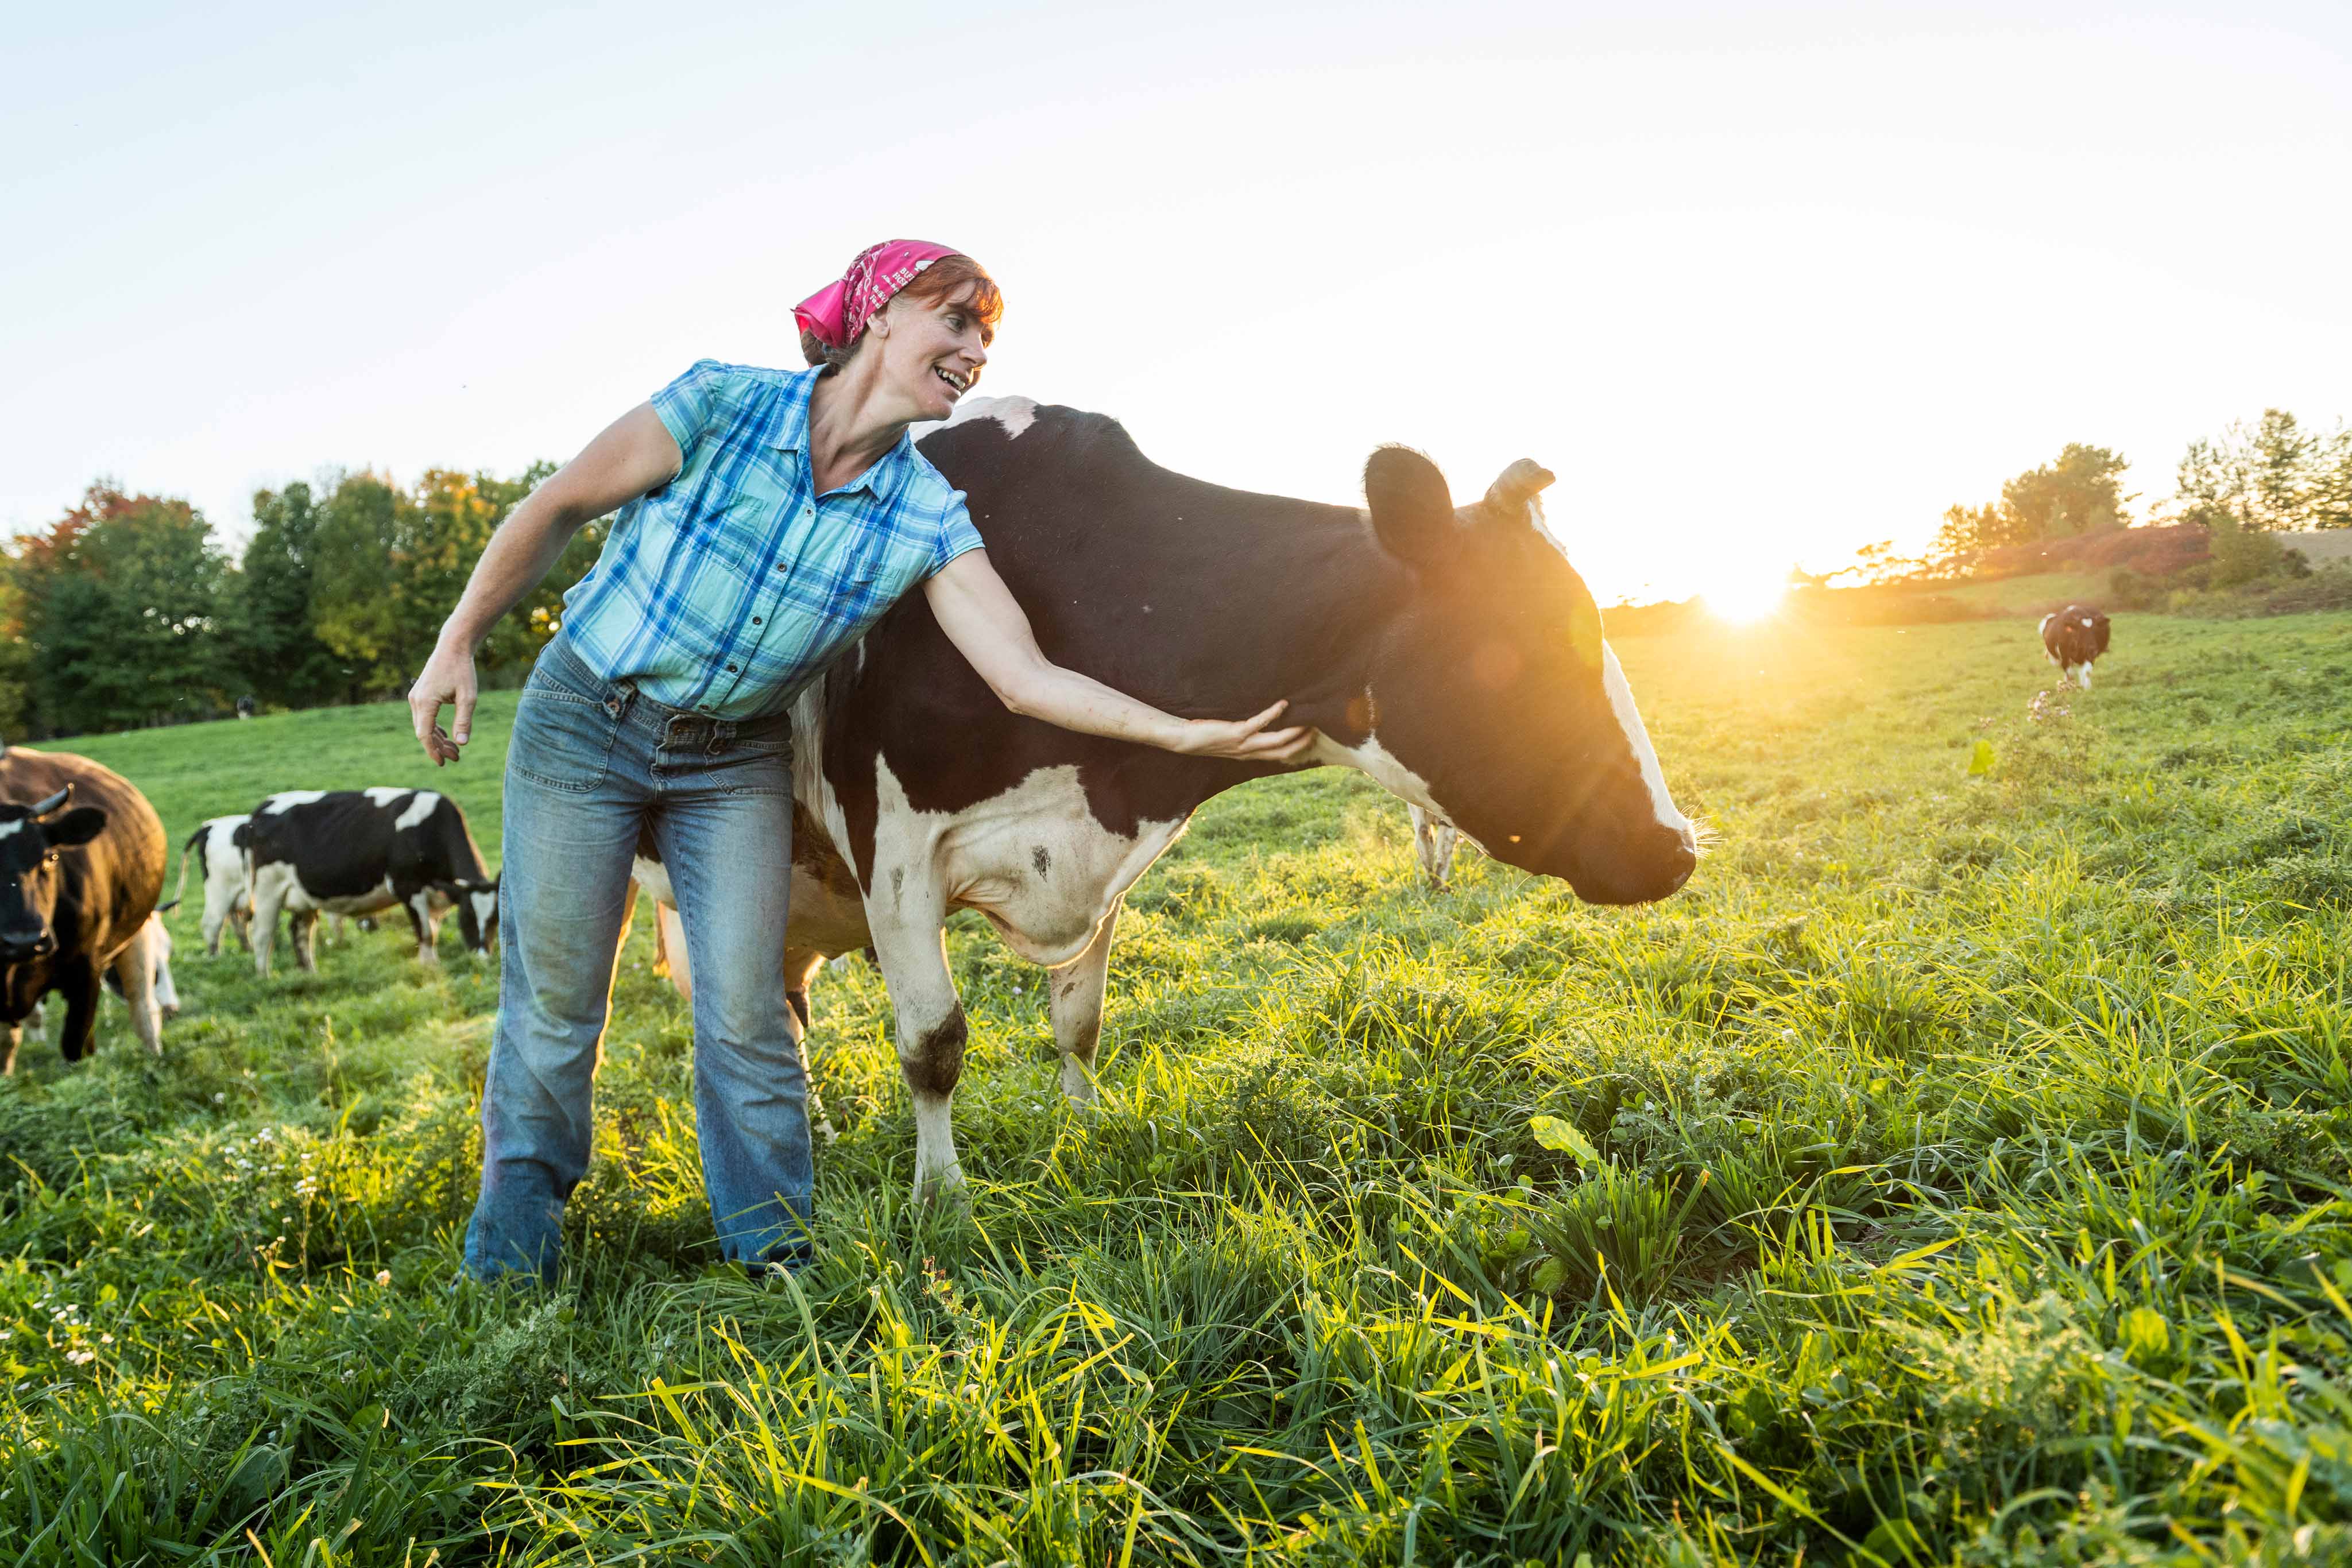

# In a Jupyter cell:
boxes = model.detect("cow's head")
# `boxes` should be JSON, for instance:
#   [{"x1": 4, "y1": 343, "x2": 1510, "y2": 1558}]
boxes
[
  {"x1": 0, "y1": 786, "x2": 109, "y2": 962},
  {"x1": 436, "y1": 874, "x2": 500, "y2": 956},
  {"x1": 1352, "y1": 448, "x2": 1696, "y2": 905}
]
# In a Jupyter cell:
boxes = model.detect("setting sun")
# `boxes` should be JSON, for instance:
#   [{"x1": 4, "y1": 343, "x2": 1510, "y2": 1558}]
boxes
[{"x1": 1700, "y1": 573, "x2": 1788, "y2": 624}]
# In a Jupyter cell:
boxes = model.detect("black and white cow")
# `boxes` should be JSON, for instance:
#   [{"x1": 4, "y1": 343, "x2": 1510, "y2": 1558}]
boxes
[
  {"x1": 174, "y1": 814, "x2": 254, "y2": 955},
  {"x1": 243, "y1": 788, "x2": 498, "y2": 974},
  {"x1": 628, "y1": 397, "x2": 1696, "y2": 1203},
  {"x1": 0, "y1": 749, "x2": 170, "y2": 1074},
  {"x1": 2040, "y1": 603, "x2": 2111, "y2": 687}
]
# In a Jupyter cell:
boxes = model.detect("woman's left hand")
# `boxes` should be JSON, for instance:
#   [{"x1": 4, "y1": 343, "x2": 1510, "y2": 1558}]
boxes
[{"x1": 1171, "y1": 700, "x2": 1316, "y2": 762}]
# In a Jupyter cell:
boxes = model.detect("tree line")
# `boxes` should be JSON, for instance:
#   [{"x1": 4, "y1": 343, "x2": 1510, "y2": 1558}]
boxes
[
  {"x1": 0, "y1": 466, "x2": 607, "y2": 740},
  {"x1": 1929, "y1": 408, "x2": 2352, "y2": 563}
]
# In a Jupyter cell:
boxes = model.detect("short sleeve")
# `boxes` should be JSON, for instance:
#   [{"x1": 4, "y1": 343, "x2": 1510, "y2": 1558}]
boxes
[
  {"x1": 650, "y1": 359, "x2": 729, "y2": 459},
  {"x1": 930, "y1": 493, "x2": 987, "y2": 576}
]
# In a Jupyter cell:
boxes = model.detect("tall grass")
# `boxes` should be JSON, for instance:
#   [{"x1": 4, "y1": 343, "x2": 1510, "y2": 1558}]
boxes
[{"x1": 3, "y1": 610, "x2": 2349, "y2": 1562}]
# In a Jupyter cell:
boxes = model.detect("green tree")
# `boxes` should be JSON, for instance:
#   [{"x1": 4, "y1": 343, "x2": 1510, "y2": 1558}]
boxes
[
  {"x1": 1998, "y1": 443, "x2": 2130, "y2": 539},
  {"x1": 310, "y1": 462, "x2": 602, "y2": 696},
  {"x1": 229, "y1": 481, "x2": 359, "y2": 708},
  {"x1": 14, "y1": 482, "x2": 233, "y2": 734},
  {"x1": 308, "y1": 471, "x2": 415, "y2": 695},
  {"x1": 2175, "y1": 408, "x2": 2349, "y2": 531}
]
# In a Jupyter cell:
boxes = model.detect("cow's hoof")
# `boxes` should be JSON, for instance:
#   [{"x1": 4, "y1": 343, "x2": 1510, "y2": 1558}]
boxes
[{"x1": 914, "y1": 1170, "x2": 970, "y2": 1213}]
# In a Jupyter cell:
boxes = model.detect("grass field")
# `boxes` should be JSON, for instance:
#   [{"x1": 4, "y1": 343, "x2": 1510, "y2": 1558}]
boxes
[{"x1": 5, "y1": 610, "x2": 2351, "y2": 1564}]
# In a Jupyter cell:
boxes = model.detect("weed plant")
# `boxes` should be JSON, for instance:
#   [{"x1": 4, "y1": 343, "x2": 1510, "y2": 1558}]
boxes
[{"x1": 2, "y1": 612, "x2": 2349, "y2": 1563}]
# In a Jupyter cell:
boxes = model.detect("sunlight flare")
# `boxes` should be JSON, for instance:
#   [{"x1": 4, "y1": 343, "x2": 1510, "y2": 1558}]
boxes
[{"x1": 1699, "y1": 571, "x2": 1787, "y2": 624}]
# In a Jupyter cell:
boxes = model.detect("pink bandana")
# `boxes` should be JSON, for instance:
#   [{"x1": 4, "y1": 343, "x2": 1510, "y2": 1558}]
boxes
[{"x1": 793, "y1": 239, "x2": 961, "y2": 354}]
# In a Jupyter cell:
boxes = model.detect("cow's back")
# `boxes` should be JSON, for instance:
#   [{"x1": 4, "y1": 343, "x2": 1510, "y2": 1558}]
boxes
[{"x1": 0, "y1": 748, "x2": 168, "y2": 966}]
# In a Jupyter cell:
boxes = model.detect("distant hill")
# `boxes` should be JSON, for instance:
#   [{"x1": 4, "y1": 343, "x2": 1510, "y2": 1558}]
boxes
[{"x1": 1607, "y1": 523, "x2": 2352, "y2": 637}]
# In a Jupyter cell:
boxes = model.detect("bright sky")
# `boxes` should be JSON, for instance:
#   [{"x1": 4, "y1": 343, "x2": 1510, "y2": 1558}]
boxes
[{"x1": 6, "y1": 1, "x2": 2346, "y2": 605}]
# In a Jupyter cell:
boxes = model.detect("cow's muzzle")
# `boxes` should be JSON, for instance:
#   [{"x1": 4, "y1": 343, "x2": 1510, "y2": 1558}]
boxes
[{"x1": 0, "y1": 931, "x2": 56, "y2": 962}]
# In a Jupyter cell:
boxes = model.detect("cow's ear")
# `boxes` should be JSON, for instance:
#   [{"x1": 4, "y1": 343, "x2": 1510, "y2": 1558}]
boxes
[
  {"x1": 1364, "y1": 446, "x2": 1456, "y2": 566},
  {"x1": 44, "y1": 807, "x2": 107, "y2": 847}
]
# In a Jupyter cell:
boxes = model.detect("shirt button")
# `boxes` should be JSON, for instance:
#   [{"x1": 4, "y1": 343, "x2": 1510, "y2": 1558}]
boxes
[
  {"x1": 726, "y1": 664, "x2": 739, "y2": 673},
  {"x1": 752, "y1": 617, "x2": 763, "y2": 626}
]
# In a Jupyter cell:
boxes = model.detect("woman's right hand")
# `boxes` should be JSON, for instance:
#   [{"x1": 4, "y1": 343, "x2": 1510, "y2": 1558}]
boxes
[{"x1": 409, "y1": 640, "x2": 478, "y2": 766}]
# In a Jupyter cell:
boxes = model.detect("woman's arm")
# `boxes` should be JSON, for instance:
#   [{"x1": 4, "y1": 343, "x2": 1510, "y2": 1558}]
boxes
[
  {"x1": 407, "y1": 403, "x2": 681, "y2": 764},
  {"x1": 922, "y1": 551, "x2": 1315, "y2": 762}
]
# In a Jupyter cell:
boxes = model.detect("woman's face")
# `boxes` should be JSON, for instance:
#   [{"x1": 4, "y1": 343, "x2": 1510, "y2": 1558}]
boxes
[{"x1": 869, "y1": 282, "x2": 991, "y2": 419}]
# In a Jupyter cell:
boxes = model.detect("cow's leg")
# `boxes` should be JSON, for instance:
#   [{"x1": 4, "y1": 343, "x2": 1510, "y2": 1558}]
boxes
[
  {"x1": 110, "y1": 922, "x2": 164, "y2": 1055},
  {"x1": 249, "y1": 865, "x2": 291, "y2": 977},
  {"x1": 1410, "y1": 804, "x2": 1460, "y2": 891},
  {"x1": 291, "y1": 909, "x2": 321, "y2": 973},
  {"x1": 405, "y1": 890, "x2": 446, "y2": 962},
  {"x1": 228, "y1": 898, "x2": 252, "y2": 954},
  {"x1": 146, "y1": 917, "x2": 179, "y2": 1020},
  {"x1": 784, "y1": 947, "x2": 834, "y2": 1144},
  {"x1": 56, "y1": 962, "x2": 102, "y2": 1063},
  {"x1": 654, "y1": 899, "x2": 692, "y2": 1004},
  {"x1": 869, "y1": 903, "x2": 970, "y2": 1205},
  {"x1": 2076, "y1": 662, "x2": 2094, "y2": 690},
  {"x1": 1, "y1": 1025, "x2": 18, "y2": 1077},
  {"x1": 1048, "y1": 904, "x2": 1119, "y2": 1106}
]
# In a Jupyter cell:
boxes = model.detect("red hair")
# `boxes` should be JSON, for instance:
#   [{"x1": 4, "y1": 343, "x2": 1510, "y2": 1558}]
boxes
[{"x1": 799, "y1": 253, "x2": 1003, "y2": 368}]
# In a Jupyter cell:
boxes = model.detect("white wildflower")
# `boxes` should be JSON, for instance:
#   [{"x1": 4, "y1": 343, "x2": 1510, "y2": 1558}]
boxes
[
  {"x1": 375, "y1": 1270, "x2": 392, "y2": 1287},
  {"x1": 67, "y1": 1349, "x2": 95, "y2": 1365}
]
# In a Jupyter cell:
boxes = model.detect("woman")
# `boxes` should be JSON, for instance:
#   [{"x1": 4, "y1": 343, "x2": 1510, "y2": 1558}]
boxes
[{"x1": 411, "y1": 241, "x2": 1309, "y2": 1283}]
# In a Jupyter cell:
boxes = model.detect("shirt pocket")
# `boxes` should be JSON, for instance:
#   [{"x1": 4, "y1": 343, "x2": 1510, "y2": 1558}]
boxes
[{"x1": 842, "y1": 531, "x2": 938, "y2": 604}]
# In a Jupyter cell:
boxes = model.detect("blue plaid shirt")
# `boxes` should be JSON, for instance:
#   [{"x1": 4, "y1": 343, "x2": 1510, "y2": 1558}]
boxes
[{"x1": 555, "y1": 359, "x2": 987, "y2": 718}]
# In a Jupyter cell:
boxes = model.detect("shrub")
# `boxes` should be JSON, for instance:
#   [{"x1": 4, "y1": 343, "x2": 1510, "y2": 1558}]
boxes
[{"x1": 2108, "y1": 566, "x2": 2161, "y2": 611}]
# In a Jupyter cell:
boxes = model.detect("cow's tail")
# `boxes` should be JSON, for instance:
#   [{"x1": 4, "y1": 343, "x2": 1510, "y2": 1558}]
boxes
[{"x1": 172, "y1": 824, "x2": 207, "y2": 909}]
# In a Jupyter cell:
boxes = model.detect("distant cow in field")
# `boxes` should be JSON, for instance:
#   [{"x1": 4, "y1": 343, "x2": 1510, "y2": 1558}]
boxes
[
  {"x1": 0, "y1": 749, "x2": 170, "y2": 1074},
  {"x1": 176, "y1": 814, "x2": 254, "y2": 954},
  {"x1": 243, "y1": 789, "x2": 498, "y2": 975},
  {"x1": 234, "y1": 695, "x2": 257, "y2": 721},
  {"x1": 2040, "y1": 604, "x2": 2111, "y2": 687}
]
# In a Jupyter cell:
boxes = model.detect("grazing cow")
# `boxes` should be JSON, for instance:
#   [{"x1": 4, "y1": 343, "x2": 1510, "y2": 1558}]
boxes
[
  {"x1": 2040, "y1": 604, "x2": 2111, "y2": 687},
  {"x1": 175, "y1": 814, "x2": 254, "y2": 954},
  {"x1": 0, "y1": 749, "x2": 169, "y2": 1074},
  {"x1": 1408, "y1": 803, "x2": 1463, "y2": 890},
  {"x1": 626, "y1": 397, "x2": 1696, "y2": 1202},
  {"x1": 243, "y1": 788, "x2": 498, "y2": 975}
]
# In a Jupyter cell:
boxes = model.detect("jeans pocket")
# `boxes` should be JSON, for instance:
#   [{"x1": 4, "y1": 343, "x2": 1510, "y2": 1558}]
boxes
[
  {"x1": 715, "y1": 737, "x2": 793, "y2": 798},
  {"x1": 510, "y1": 688, "x2": 617, "y2": 794}
]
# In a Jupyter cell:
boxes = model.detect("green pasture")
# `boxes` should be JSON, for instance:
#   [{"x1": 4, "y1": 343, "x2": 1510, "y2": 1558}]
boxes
[{"x1": 4, "y1": 610, "x2": 2351, "y2": 1563}]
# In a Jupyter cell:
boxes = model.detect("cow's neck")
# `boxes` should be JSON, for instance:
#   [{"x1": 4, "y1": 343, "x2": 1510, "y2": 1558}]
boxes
[{"x1": 1003, "y1": 472, "x2": 1414, "y2": 752}]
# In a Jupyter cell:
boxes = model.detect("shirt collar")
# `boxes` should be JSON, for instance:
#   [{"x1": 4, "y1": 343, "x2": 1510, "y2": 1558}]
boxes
[{"x1": 767, "y1": 365, "x2": 906, "y2": 498}]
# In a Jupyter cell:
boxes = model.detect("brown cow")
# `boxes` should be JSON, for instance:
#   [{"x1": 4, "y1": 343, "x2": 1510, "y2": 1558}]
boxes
[{"x1": 0, "y1": 748, "x2": 169, "y2": 1074}]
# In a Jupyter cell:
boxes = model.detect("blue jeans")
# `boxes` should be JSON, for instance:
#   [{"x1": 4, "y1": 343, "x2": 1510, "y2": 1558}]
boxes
[{"x1": 462, "y1": 636, "x2": 811, "y2": 1282}]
